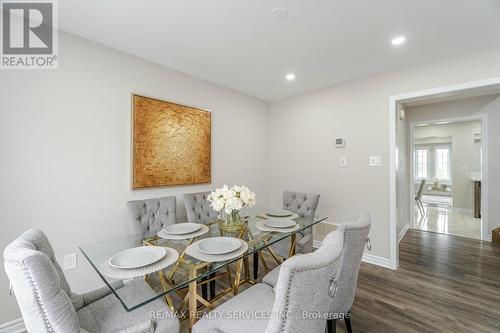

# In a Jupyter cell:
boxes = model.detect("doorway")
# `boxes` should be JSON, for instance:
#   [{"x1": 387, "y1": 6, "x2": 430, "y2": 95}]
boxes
[
  {"x1": 389, "y1": 77, "x2": 500, "y2": 270},
  {"x1": 409, "y1": 117, "x2": 484, "y2": 240}
]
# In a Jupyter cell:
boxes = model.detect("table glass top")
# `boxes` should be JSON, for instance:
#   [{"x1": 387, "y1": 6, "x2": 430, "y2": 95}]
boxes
[{"x1": 79, "y1": 206, "x2": 327, "y2": 312}]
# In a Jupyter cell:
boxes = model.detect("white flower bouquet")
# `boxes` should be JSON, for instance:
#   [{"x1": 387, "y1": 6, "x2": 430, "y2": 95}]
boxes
[{"x1": 207, "y1": 185, "x2": 256, "y2": 231}]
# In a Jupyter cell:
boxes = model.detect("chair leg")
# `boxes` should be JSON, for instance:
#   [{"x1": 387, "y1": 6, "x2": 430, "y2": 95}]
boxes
[
  {"x1": 418, "y1": 200, "x2": 425, "y2": 215},
  {"x1": 326, "y1": 319, "x2": 336, "y2": 333},
  {"x1": 345, "y1": 315, "x2": 352, "y2": 333},
  {"x1": 253, "y1": 252, "x2": 259, "y2": 279},
  {"x1": 209, "y1": 272, "x2": 216, "y2": 299},
  {"x1": 201, "y1": 276, "x2": 208, "y2": 300}
]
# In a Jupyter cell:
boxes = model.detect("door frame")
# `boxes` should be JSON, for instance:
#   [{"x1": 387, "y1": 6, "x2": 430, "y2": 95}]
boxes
[
  {"x1": 408, "y1": 115, "x2": 488, "y2": 236},
  {"x1": 389, "y1": 76, "x2": 500, "y2": 270}
]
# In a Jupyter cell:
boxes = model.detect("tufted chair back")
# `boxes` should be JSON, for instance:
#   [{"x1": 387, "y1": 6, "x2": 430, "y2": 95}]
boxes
[
  {"x1": 183, "y1": 191, "x2": 218, "y2": 224},
  {"x1": 283, "y1": 191, "x2": 320, "y2": 246},
  {"x1": 329, "y1": 212, "x2": 371, "y2": 315},
  {"x1": 283, "y1": 191, "x2": 320, "y2": 220},
  {"x1": 265, "y1": 227, "x2": 344, "y2": 333},
  {"x1": 127, "y1": 196, "x2": 177, "y2": 237},
  {"x1": 4, "y1": 229, "x2": 83, "y2": 333}
]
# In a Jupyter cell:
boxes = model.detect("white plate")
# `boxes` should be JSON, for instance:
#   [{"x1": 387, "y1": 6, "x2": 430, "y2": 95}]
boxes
[
  {"x1": 197, "y1": 237, "x2": 242, "y2": 255},
  {"x1": 109, "y1": 246, "x2": 166, "y2": 269},
  {"x1": 266, "y1": 209, "x2": 294, "y2": 217},
  {"x1": 264, "y1": 219, "x2": 296, "y2": 229},
  {"x1": 163, "y1": 223, "x2": 201, "y2": 235}
]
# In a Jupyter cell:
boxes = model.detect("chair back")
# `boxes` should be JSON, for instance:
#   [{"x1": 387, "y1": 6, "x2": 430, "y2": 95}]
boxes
[
  {"x1": 3, "y1": 229, "x2": 82, "y2": 333},
  {"x1": 265, "y1": 228, "x2": 344, "y2": 333},
  {"x1": 415, "y1": 179, "x2": 426, "y2": 200},
  {"x1": 127, "y1": 196, "x2": 176, "y2": 237},
  {"x1": 329, "y1": 213, "x2": 371, "y2": 315},
  {"x1": 283, "y1": 191, "x2": 320, "y2": 220},
  {"x1": 183, "y1": 191, "x2": 217, "y2": 224}
]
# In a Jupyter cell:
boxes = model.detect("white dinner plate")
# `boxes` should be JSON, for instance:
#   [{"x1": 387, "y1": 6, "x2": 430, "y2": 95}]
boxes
[
  {"x1": 197, "y1": 237, "x2": 242, "y2": 255},
  {"x1": 266, "y1": 209, "x2": 294, "y2": 217},
  {"x1": 264, "y1": 219, "x2": 296, "y2": 229},
  {"x1": 109, "y1": 246, "x2": 166, "y2": 269},
  {"x1": 163, "y1": 223, "x2": 201, "y2": 235}
]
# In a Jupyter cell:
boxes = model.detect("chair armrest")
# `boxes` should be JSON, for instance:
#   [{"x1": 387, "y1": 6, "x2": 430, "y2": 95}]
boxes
[
  {"x1": 113, "y1": 319, "x2": 155, "y2": 333},
  {"x1": 82, "y1": 280, "x2": 125, "y2": 306}
]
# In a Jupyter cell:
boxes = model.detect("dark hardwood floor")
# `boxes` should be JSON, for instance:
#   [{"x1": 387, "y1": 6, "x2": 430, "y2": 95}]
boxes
[
  {"x1": 182, "y1": 229, "x2": 500, "y2": 332},
  {"x1": 341, "y1": 229, "x2": 500, "y2": 333}
]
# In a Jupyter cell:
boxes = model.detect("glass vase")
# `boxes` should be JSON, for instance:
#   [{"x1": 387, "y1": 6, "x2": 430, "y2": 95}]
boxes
[{"x1": 218, "y1": 209, "x2": 245, "y2": 234}]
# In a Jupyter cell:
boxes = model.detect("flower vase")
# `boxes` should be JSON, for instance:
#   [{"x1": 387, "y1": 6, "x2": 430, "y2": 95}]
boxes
[{"x1": 218, "y1": 209, "x2": 245, "y2": 234}]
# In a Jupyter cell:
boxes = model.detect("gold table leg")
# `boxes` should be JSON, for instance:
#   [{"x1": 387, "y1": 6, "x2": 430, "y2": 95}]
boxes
[
  {"x1": 167, "y1": 238, "x2": 195, "y2": 281},
  {"x1": 288, "y1": 233, "x2": 297, "y2": 257},
  {"x1": 188, "y1": 267, "x2": 198, "y2": 332},
  {"x1": 243, "y1": 256, "x2": 250, "y2": 281},
  {"x1": 233, "y1": 259, "x2": 244, "y2": 295},
  {"x1": 259, "y1": 251, "x2": 269, "y2": 271},
  {"x1": 157, "y1": 270, "x2": 175, "y2": 311}
]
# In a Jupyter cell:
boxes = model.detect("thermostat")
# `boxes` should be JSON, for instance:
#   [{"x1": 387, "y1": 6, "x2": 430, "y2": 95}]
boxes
[{"x1": 335, "y1": 138, "x2": 345, "y2": 148}]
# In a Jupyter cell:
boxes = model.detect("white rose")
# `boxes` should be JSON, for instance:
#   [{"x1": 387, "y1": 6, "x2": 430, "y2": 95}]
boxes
[
  {"x1": 220, "y1": 185, "x2": 235, "y2": 200},
  {"x1": 224, "y1": 197, "x2": 243, "y2": 214},
  {"x1": 211, "y1": 198, "x2": 225, "y2": 212},
  {"x1": 247, "y1": 192, "x2": 256, "y2": 206}
]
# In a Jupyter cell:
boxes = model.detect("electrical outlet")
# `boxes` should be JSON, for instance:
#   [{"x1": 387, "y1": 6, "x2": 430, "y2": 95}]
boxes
[
  {"x1": 339, "y1": 157, "x2": 347, "y2": 168},
  {"x1": 370, "y1": 156, "x2": 382, "y2": 167},
  {"x1": 64, "y1": 253, "x2": 77, "y2": 271}
]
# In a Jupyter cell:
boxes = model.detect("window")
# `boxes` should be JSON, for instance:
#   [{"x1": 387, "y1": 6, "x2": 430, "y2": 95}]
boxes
[
  {"x1": 413, "y1": 144, "x2": 452, "y2": 183},
  {"x1": 415, "y1": 149, "x2": 428, "y2": 179},
  {"x1": 435, "y1": 148, "x2": 450, "y2": 180}
]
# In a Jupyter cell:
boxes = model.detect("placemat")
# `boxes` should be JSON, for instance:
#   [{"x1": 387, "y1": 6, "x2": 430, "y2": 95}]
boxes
[{"x1": 100, "y1": 247, "x2": 179, "y2": 279}]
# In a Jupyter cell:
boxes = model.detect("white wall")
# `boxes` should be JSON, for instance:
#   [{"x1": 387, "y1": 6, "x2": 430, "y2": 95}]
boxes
[
  {"x1": 0, "y1": 31, "x2": 270, "y2": 323},
  {"x1": 413, "y1": 121, "x2": 482, "y2": 210},
  {"x1": 268, "y1": 46, "x2": 500, "y2": 261}
]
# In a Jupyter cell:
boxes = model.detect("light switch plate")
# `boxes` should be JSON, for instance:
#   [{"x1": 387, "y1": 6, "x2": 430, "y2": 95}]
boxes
[
  {"x1": 339, "y1": 157, "x2": 347, "y2": 168},
  {"x1": 64, "y1": 253, "x2": 77, "y2": 271},
  {"x1": 370, "y1": 156, "x2": 382, "y2": 167}
]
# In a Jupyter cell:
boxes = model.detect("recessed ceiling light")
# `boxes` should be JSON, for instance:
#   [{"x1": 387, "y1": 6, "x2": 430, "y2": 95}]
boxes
[
  {"x1": 391, "y1": 36, "x2": 406, "y2": 46},
  {"x1": 271, "y1": 7, "x2": 288, "y2": 20},
  {"x1": 416, "y1": 123, "x2": 428, "y2": 127},
  {"x1": 285, "y1": 73, "x2": 295, "y2": 81},
  {"x1": 436, "y1": 121, "x2": 450, "y2": 125}
]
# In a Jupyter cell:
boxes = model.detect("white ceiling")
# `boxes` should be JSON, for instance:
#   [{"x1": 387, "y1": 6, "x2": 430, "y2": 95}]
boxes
[{"x1": 59, "y1": 0, "x2": 500, "y2": 101}]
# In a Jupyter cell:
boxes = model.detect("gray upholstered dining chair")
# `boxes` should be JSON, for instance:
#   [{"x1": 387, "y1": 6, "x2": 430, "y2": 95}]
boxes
[
  {"x1": 192, "y1": 227, "x2": 345, "y2": 333},
  {"x1": 263, "y1": 213, "x2": 371, "y2": 333},
  {"x1": 183, "y1": 191, "x2": 218, "y2": 224},
  {"x1": 265, "y1": 191, "x2": 320, "y2": 262},
  {"x1": 3, "y1": 229, "x2": 179, "y2": 333},
  {"x1": 127, "y1": 196, "x2": 177, "y2": 238}
]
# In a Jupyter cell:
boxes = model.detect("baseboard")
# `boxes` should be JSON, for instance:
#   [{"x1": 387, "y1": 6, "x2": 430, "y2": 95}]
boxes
[
  {"x1": 313, "y1": 239, "x2": 393, "y2": 270},
  {"x1": 362, "y1": 253, "x2": 393, "y2": 269},
  {"x1": 398, "y1": 223, "x2": 409, "y2": 243},
  {"x1": 0, "y1": 318, "x2": 26, "y2": 333}
]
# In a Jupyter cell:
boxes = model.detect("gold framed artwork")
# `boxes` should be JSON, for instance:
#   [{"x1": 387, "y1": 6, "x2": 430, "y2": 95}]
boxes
[{"x1": 132, "y1": 94, "x2": 212, "y2": 189}]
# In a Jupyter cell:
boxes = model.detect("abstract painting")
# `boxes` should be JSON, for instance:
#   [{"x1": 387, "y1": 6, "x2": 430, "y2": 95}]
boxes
[{"x1": 132, "y1": 94, "x2": 211, "y2": 188}]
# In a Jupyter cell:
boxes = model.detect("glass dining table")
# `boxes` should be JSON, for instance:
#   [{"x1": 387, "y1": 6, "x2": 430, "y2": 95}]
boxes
[{"x1": 80, "y1": 206, "x2": 327, "y2": 330}]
